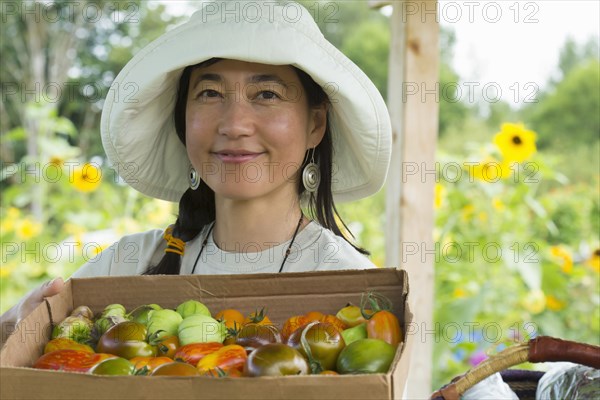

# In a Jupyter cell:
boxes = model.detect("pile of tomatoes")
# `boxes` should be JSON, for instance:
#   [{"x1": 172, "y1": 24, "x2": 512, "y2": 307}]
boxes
[{"x1": 33, "y1": 292, "x2": 402, "y2": 377}]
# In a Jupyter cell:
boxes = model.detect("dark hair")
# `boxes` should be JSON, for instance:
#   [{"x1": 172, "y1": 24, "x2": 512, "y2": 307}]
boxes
[{"x1": 145, "y1": 59, "x2": 368, "y2": 275}]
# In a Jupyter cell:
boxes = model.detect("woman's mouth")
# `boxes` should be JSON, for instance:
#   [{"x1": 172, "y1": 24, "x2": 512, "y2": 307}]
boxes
[{"x1": 212, "y1": 150, "x2": 264, "y2": 164}]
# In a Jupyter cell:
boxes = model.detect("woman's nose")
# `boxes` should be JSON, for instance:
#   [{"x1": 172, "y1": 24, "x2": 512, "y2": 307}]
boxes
[{"x1": 217, "y1": 97, "x2": 255, "y2": 138}]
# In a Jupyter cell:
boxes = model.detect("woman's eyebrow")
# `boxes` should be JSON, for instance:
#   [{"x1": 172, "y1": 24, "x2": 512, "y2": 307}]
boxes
[
  {"x1": 247, "y1": 74, "x2": 289, "y2": 88},
  {"x1": 191, "y1": 73, "x2": 222, "y2": 89}
]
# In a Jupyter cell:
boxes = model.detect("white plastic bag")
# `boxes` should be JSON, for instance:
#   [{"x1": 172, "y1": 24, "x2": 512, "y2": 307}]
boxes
[
  {"x1": 461, "y1": 372, "x2": 519, "y2": 400},
  {"x1": 536, "y1": 363, "x2": 600, "y2": 400}
]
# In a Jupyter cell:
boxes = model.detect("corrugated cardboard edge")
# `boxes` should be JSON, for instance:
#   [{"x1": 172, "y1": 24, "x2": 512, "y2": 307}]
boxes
[
  {"x1": 390, "y1": 268, "x2": 413, "y2": 400},
  {"x1": 0, "y1": 280, "x2": 73, "y2": 368}
]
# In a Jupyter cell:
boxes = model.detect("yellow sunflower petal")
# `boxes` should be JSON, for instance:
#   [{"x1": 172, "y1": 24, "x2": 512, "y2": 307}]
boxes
[{"x1": 493, "y1": 123, "x2": 537, "y2": 162}]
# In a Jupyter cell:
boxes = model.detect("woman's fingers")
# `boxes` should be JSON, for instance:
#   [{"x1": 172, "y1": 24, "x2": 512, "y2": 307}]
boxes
[{"x1": 16, "y1": 277, "x2": 65, "y2": 322}]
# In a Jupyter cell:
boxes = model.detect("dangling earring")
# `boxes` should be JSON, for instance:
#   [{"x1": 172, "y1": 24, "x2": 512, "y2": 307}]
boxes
[
  {"x1": 188, "y1": 165, "x2": 200, "y2": 190},
  {"x1": 302, "y1": 147, "x2": 320, "y2": 193}
]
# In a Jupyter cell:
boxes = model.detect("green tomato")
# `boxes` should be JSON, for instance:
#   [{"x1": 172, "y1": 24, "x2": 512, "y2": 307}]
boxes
[
  {"x1": 52, "y1": 316, "x2": 93, "y2": 344},
  {"x1": 336, "y1": 338, "x2": 396, "y2": 374},
  {"x1": 341, "y1": 323, "x2": 368, "y2": 346},
  {"x1": 101, "y1": 304, "x2": 127, "y2": 318},
  {"x1": 90, "y1": 357, "x2": 135, "y2": 375},
  {"x1": 147, "y1": 309, "x2": 182, "y2": 340},
  {"x1": 178, "y1": 314, "x2": 226, "y2": 346},
  {"x1": 96, "y1": 321, "x2": 156, "y2": 360},
  {"x1": 94, "y1": 315, "x2": 128, "y2": 337},
  {"x1": 176, "y1": 300, "x2": 211, "y2": 319},
  {"x1": 128, "y1": 304, "x2": 162, "y2": 325},
  {"x1": 244, "y1": 343, "x2": 309, "y2": 377}
]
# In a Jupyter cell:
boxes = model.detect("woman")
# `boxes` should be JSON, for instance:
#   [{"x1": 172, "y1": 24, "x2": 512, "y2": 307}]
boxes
[{"x1": 1, "y1": 1, "x2": 391, "y2": 343}]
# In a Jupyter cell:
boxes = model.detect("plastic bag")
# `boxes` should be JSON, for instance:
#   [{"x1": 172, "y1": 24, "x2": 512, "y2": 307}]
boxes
[
  {"x1": 461, "y1": 372, "x2": 519, "y2": 400},
  {"x1": 536, "y1": 363, "x2": 600, "y2": 400}
]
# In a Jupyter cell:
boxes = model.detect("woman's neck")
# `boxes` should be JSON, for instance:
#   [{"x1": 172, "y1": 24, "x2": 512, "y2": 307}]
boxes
[{"x1": 212, "y1": 193, "x2": 306, "y2": 252}]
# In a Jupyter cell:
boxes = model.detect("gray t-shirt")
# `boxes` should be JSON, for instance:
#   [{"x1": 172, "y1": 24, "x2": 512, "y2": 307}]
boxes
[{"x1": 71, "y1": 221, "x2": 376, "y2": 277}]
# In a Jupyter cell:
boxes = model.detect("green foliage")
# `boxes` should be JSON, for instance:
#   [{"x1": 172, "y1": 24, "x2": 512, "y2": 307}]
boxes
[
  {"x1": 341, "y1": 20, "x2": 390, "y2": 99},
  {"x1": 526, "y1": 59, "x2": 600, "y2": 150}
]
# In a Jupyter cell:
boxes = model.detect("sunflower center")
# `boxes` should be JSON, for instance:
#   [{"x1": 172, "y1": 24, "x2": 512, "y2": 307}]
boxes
[
  {"x1": 512, "y1": 135, "x2": 522, "y2": 145},
  {"x1": 594, "y1": 249, "x2": 600, "y2": 257}
]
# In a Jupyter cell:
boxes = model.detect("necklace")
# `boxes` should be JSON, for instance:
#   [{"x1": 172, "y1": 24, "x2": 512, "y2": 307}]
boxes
[{"x1": 191, "y1": 215, "x2": 304, "y2": 274}]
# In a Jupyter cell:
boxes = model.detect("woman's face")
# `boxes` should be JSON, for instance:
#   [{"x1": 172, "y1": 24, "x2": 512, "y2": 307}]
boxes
[{"x1": 185, "y1": 59, "x2": 327, "y2": 202}]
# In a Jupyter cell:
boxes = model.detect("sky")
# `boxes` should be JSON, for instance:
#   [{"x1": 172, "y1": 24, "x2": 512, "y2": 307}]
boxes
[
  {"x1": 157, "y1": 1, "x2": 600, "y2": 107},
  {"x1": 438, "y1": 1, "x2": 600, "y2": 106}
]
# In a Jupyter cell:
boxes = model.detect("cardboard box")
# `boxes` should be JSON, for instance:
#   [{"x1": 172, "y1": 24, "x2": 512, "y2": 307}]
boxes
[{"x1": 1, "y1": 268, "x2": 412, "y2": 399}]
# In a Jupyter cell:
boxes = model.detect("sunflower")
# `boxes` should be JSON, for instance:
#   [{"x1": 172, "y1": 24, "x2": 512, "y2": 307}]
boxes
[
  {"x1": 493, "y1": 123, "x2": 537, "y2": 162},
  {"x1": 466, "y1": 158, "x2": 512, "y2": 182},
  {"x1": 585, "y1": 249, "x2": 600, "y2": 273},
  {"x1": 15, "y1": 218, "x2": 43, "y2": 240},
  {"x1": 550, "y1": 246, "x2": 573, "y2": 274},
  {"x1": 434, "y1": 183, "x2": 445, "y2": 209},
  {"x1": 70, "y1": 163, "x2": 102, "y2": 192}
]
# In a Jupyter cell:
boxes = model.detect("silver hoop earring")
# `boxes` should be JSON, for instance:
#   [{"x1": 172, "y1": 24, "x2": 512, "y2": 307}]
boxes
[
  {"x1": 302, "y1": 148, "x2": 320, "y2": 193},
  {"x1": 188, "y1": 165, "x2": 200, "y2": 190}
]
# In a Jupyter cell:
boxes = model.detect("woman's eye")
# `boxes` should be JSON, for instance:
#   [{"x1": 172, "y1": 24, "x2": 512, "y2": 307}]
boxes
[
  {"x1": 257, "y1": 91, "x2": 280, "y2": 100},
  {"x1": 197, "y1": 89, "x2": 221, "y2": 99}
]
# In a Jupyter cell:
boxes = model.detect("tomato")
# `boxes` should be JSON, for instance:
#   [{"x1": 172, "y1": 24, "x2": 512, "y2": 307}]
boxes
[
  {"x1": 129, "y1": 356, "x2": 173, "y2": 373},
  {"x1": 243, "y1": 343, "x2": 309, "y2": 377},
  {"x1": 336, "y1": 304, "x2": 371, "y2": 327},
  {"x1": 319, "y1": 370, "x2": 339, "y2": 375},
  {"x1": 197, "y1": 345, "x2": 247, "y2": 375},
  {"x1": 286, "y1": 321, "x2": 345, "y2": 373},
  {"x1": 44, "y1": 338, "x2": 94, "y2": 354},
  {"x1": 366, "y1": 310, "x2": 402, "y2": 347},
  {"x1": 215, "y1": 309, "x2": 245, "y2": 331},
  {"x1": 90, "y1": 357, "x2": 135, "y2": 375},
  {"x1": 281, "y1": 313, "x2": 345, "y2": 342},
  {"x1": 281, "y1": 315, "x2": 308, "y2": 342},
  {"x1": 304, "y1": 311, "x2": 324, "y2": 322},
  {"x1": 336, "y1": 339, "x2": 396, "y2": 374},
  {"x1": 96, "y1": 321, "x2": 156, "y2": 359},
  {"x1": 243, "y1": 308, "x2": 272, "y2": 326},
  {"x1": 127, "y1": 304, "x2": 162, "y2": 325},
  {"x1": 174, "y1": 342, "x2": 223, "y2": 365},
  {"x1": 151, "y1": 361, "x2": 201, "y2": 376},
  {"x1": 51, "y1": 316, "x2": 93, "y2": 344},
  {"x1": 235, "y1": 323, "x2": 281, "y2": 352},
  {"x1": 340, "y1": 323, "x2": 368, "y2": 345},
  {"x1": 320, "y1": 314, "x2": 346, "y2": 333},
  {"x1": 33, "y1": 349, "x2": 116, "y2": 373},
  {"x1": 155, "y1": 335, "x2": 180, "y2": 359},
  {"x1": 70, "y1": 305, "x2": 94, "y2": 320}
]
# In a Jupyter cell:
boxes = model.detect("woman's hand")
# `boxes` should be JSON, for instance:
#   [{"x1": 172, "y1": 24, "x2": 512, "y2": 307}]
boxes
[{"x1": 1, "y1": 277, "x2": 64, "y2": 348}]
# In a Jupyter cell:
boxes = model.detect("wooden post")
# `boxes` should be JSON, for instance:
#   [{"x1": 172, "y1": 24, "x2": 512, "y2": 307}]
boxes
[{"x1": 385, "y1": 0, "x2": 439, "y2": 397}]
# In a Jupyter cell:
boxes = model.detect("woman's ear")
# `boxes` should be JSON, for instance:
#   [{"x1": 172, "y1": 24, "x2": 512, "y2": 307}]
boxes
[{"x1": 308, "y1": 103, "x2": 329, "y2": 148}]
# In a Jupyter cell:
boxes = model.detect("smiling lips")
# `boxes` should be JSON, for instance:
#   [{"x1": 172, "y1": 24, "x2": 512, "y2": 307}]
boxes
[{"x1": 212, "y1": 150, "x2": 264, "y2": 164}]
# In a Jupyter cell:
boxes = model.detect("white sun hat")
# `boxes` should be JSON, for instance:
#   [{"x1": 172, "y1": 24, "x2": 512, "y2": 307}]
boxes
[{"x1": 101, "y1": 0, "x2": 392, "y2": 203}]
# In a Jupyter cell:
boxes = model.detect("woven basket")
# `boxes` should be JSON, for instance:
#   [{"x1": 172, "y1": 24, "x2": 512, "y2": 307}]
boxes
[{"x1": 431, "y1": 336, "x2": 600, "y2": 400}]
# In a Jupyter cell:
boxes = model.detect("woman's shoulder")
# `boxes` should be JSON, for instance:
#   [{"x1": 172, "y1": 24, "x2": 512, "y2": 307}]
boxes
[{"x1": 71, "y1": 228, "x2": 166, "y2": 278}]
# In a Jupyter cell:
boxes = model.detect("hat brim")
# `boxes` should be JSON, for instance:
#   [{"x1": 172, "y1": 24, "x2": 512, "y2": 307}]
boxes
[{"x1": 101, "y1": 2, "x2": 391, "y2": 203}]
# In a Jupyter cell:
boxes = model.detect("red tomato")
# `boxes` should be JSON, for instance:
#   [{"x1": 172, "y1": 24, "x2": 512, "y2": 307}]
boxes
[
  {"x1": 44, "y1": 338, "x2": 94, "y2": 354},
  {"x1": 174, "y1": 342, "x2": 223, "y2": 366},
  {"x1": 366, "y1": 310, "x2": 402, "y2": 347},
  {"x1": 281, "y1": 313, "x2": 346, "y2": 342},
  {"x1": 197, "y1": 344, "x2": 248, "y2": 375},
  {"x1": 33, "y1": 349, "x2": 116, "y2": 373}
]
